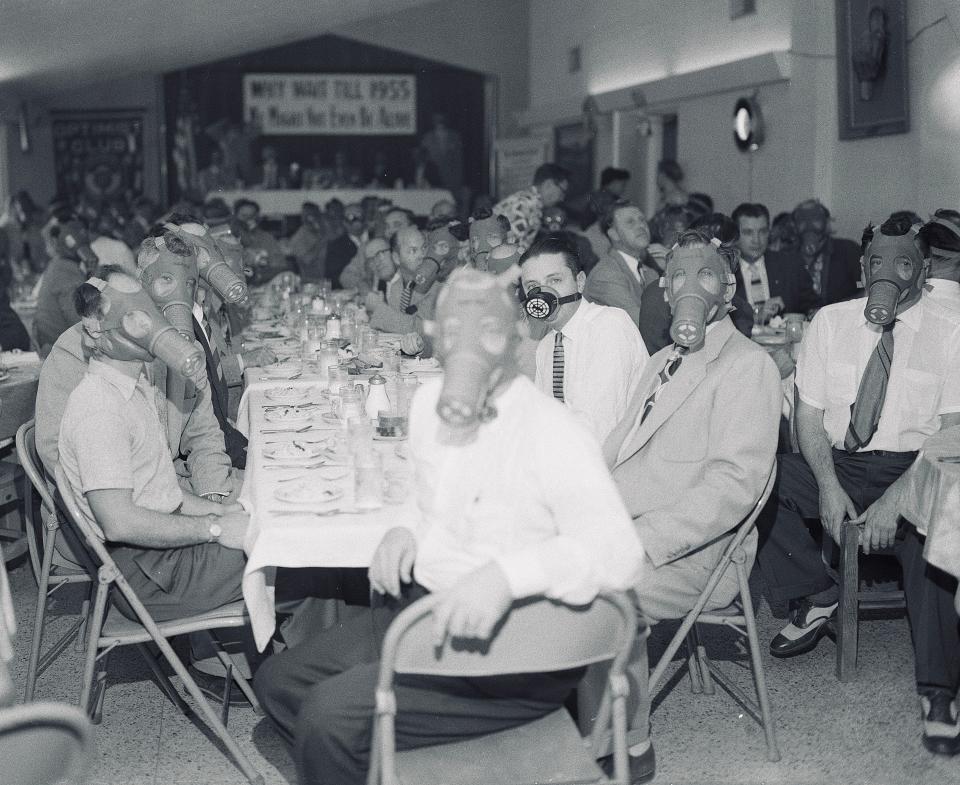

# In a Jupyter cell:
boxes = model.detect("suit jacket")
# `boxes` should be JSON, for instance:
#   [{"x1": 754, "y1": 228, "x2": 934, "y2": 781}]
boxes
[
  {"x1": 602, "y1": 317, "x2": 781, "y2": 570},
  {"x1": 734, "y1": 249, "x2": 820, "y2": 314},
  {"x1": 36, "y1": 323, "x2": 232, "y2": 496},
  {"x1": 369, "y1": 274, "x2": 440, "y2": 335},
  {"x1": 817, "y1": 237, "x2": 863, "y2": 306},
  {"x1": 194, "y1": 317, "x2": 247, "y2": 469},
  {"x1": 583, "y1": 249, "x2": 657, "y2": 327}
]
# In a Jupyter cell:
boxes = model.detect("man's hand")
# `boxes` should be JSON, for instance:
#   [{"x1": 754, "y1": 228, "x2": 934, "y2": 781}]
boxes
[
  {"x1": 763, "y1": 296, "x2": 786, "y2": 319},
  {"x1": 819, "y1": 482, "x2": 858, "y2": 543},
  {"x1": 242, "y1": 347, "x2": 277, "y2": 368},
  {"x1": 364, "y1": 291, "x2": 384, "y2": 313},
  {"x1": 368, "y1": 527, "x2": 417, "y2": 598},
  {"x1": 646, "y1": 243, "x2": 669, "y2": 273},
  {"x1": 853, "y1": 487, "x2": 900, "y2": 554},
  {"x1": 431, "y1": 562, "x2": 514, "y2": 647},
  {"x1": 215, "y1": 511, "x2": 250, "y2": 550},
  {"x1": 400, "y1": 332, "x2": 424, "y2": 356},
  {"x1": 770, "y1": 346, "x2": 796, "y2": 379}
]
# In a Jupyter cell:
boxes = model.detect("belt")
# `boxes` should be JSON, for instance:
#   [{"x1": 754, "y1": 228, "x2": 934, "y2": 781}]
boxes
[{"x1": 833, "y1": 448, "x2": 918, "y2": 459}]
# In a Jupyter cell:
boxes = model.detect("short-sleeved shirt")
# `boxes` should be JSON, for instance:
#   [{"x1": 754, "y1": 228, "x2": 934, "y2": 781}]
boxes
[
  {"x1": 795, "y1": 296, "x2": 960, "y2": 451},
  {"x1": 58, "y1": 358, "x2": 184, "y2": 540},
  {"x1": 492, "y1": 186, "x2": 543, "y2": 252}
]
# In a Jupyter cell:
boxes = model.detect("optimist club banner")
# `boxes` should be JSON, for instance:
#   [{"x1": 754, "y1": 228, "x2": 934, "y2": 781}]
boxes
[{"x1": 243, "y1": 73, "x2": 417, "y2": 136}]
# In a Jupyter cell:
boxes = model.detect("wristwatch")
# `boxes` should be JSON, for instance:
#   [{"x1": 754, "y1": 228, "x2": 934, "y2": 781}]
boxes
[{"x1": 207, "y1": 521, "x2": 223, "y2": 544}]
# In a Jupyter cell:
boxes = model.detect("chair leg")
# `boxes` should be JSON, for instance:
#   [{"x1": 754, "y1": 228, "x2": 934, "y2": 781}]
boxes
[
  {"x1": 24, "y1": 531, "x2": 58, "y2": 701},
  {"x1": 737, "y1": 561, "x2": 780, "y2": 763},
  {"x1": 212, "y1": 645, "x2": 263, "y2": 715},
  {"x1": 133, "y1": 642, "x2": 190, "y2": 716},
  {"x1": 685, "y1": 629, "x2": 704, "y2": 694},
  {"x1": 79, "y1": 581, "x2": 109, "y2": 716},
  {"x1": 691, "y1": 624, "x2": 715, "y2": 695},
  {"x1": 75, "y1": 595, "x2": 91, "y2": 653},
  {"x1": 836, "y1": 522, "x2": 859, "y2": 683}
]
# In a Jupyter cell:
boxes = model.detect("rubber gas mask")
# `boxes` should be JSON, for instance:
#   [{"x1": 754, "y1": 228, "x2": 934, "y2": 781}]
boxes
[
  {"x1": 469, "y1": 215, "x2": 506, "y2": 268},
  {"x1": 162, "y1": 222, "x2": 248, "y2": 304},
  {"x1": 80, "y1": 274, "x2": 206, "y2": 387},
  {"x1": 482, "y1": 244, "x2": 522, "y2": 275},
  {"x1": 521, "y1": 286, "x2": 581, "y2": 322},
  {"x1": 137, "y1": 234, "x2": 199, "y2": 338},
  {"x1": 423, "y1": 267, "x2": 523, "y2": 445},
  {"x1": 53, "y1": 220, "x2": 98, "y2": 269},
  {"x1": 413, "y1": 226, "x2": 460, "y2": 293},
  {"x1": 661, "y1": 240, "x2": 736, "y2": 349},
  {"x1": 793, "y1": 203, "x2": 829, "y2": 258},
  {"x1": 861, "y1": 226, "x2": 927, "y2": 326}
]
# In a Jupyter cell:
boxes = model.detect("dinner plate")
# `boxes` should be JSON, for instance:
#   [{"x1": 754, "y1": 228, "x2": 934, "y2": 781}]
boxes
[
  {"x1": 394, "y1": 444, "x2": 409, "y2": 460},
  {"x1": 265, "y1": 386, "x2": 310, "y2": 403},
  {"x1": 373, "y1": 432, "x2": 407, "y2": 442},
  {"x1": 401, "y1": 357, "x2": 439, "y2": 372},
  {"x1": 753, "y1": 333, "x2": 789, "y2": 346},
  {"x1": 264, "y1": 441, "x2": 327, "y2": 461},
  {"x1": 261, "y1": 362, "x2": 302, "y2": 379},
  {"x1": 316, "y1": 466, "x2": 351, "y2": 481},
  {"x1": 274, "y1": 482, "x2": 345, "y2": 505},
  {"x1": 264, "y1": 406, "x2": 315, "y2": 423}
]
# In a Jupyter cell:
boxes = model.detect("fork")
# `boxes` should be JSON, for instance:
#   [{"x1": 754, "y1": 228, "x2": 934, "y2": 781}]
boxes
[{"x1": 261, "y1": 425, "x2": 313, "y2": 434}]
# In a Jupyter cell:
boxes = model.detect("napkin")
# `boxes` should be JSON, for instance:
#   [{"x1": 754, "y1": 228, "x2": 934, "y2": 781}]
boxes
[{"x1": 1, "y1": 351, "x2": 40, "y2": 368}]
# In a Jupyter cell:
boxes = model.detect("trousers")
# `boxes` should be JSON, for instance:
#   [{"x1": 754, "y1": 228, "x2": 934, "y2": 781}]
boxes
[
  {"x1": 253, "y1": 583, "x2": 584, "y2": 785},
  {"x1": 756, "y1": 450, "x2": 960, "y2": 691}
]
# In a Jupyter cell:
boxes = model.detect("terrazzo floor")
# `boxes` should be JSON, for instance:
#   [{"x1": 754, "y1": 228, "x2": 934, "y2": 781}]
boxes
[{"x1": 4, "y1": 555, "x2": 956, "y2": 785}]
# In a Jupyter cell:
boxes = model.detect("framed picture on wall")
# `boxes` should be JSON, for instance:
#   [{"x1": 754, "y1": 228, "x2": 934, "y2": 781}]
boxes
[
  {"x1": 553, "y1": 122, "x2": 594, "y2": 201},
  {"x1": 51, "y1": 109, "x2": 145, "y2": 204},
  {"x1": 836, "y1": 0, "x2": 909, "y2": 140}
]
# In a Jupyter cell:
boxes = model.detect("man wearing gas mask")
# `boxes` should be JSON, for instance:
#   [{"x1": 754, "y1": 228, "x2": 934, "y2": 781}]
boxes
[
  {"x1": 791, "y1": 199, "x2": 862, "y2": 306},
  {"x1": 254, "y1": 266, "x2": 643, "y2": 785},
  {"x1": 34, "y1": 217, "x2": 99, "y2": 356},
  {"x1": 918, "y1": 209, "x2": 960, "y2": 313},
  {"x1": 467, "y1": 207, "x2": 509, "y2": 269},
  {"x1": 519, "y1": 233, "x2": 648, "y2": 444},
  {"x1": 233, "y1": 199, "x2": 290, "y2": 287},
  {"x1": 56, "y1": 267, "x2": 249, "y2": 621},
  {"x1": 539, "y1": 204, "x2": 599, "y2": 273},
  {"x1": 757, "y1": 215, "x2": 960, "y2": 756},
  {"x1": 364, "y1": 226, "x2": 440, "y2": 336}
]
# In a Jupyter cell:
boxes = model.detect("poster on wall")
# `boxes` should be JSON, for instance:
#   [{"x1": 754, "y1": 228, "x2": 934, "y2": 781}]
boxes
[
  {"x1": 52, "y1": 110, "x2": 145, "y2": 203},
  {"x1": 243, "y1": 73, "x2": 417, "y2": 136},
  {"x1": 494, "y1": 137, "x2": 552, "y2": 200}
]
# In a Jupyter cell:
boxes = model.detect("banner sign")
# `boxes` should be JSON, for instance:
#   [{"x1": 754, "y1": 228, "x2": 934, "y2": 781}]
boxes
[
  {"x1": 52, "y1": 110, "x2": 145, "y2": 202},
  {"x1": 243, "y1": 73, "x2": 417, "y2": 136}
]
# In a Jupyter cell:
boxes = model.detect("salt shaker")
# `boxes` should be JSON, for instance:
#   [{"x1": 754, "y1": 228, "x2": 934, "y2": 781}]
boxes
[
  {"x1": 326, "y1": 312, "x2": 342, "y2": 339},
  {"x1": 364, "y1": 373, "x2": 391, "y2": 421}
]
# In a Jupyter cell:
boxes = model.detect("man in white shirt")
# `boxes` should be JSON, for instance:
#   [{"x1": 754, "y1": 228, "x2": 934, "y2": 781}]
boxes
[
  {"x1": 519, "y1": 233, "x2": 648, "y2": 444},
  {"x1": 919, "y1": 210, "x2": 960, "y2": 313},
  {"x1": 254, "y1": 267, "x2": 644, "y2": 785},
  {"x1": 757, "y1": 217, "x2": 960, "y2": 756}
]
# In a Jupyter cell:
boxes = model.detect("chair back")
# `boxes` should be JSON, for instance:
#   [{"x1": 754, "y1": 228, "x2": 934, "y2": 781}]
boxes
[
  {"x1": 51, "y1": 466, "x2": 114, "y2": 581},
  {"x1": 17, "y1": 420, "x2": 55, "y2": 579},
  {"x1": 0, "y1": 702, "x2": 93, "y2": 784},
  {"x1": 717, "y1": 464, "x2": 777, "y2": 562}
]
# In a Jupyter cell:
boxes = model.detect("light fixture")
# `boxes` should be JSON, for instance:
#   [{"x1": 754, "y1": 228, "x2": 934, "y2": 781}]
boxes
[{"x1": 733, "y1": 95, "x2": 764, "y2": 152}]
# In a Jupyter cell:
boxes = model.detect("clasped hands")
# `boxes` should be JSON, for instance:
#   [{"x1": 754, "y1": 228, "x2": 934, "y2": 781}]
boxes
[
  {"x1": 819, "y1": 482, "x2": 900, "y2": 554},
  {"x1": 368, "y1": 527, "x2": 514, "y2": 646}
]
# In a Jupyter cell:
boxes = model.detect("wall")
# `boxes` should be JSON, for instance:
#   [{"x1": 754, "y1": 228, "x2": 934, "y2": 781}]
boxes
[
  {"x1": 0, "y1": 73, "x2": 163, "y2": 206},
  {"x1": 333, "y1": 0, "x2": 530, "y2": 134}
]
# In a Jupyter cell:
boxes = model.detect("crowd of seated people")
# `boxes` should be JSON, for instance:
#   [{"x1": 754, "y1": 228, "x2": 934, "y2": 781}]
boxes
[{"x1": 3, "y1": 153, "x2": 958, "y2": 785}]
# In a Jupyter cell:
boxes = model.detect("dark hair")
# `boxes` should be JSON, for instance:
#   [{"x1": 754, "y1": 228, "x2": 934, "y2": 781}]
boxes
[
  {"x1": 649, "y1": 204, "x2": 691, "y2": 244},
  {"x1": 302, "y1": 201, "x2": 322, "y2": 216},
  {"x1": 425, "y1": 216, "x2": 453, "y2": 232},
  {"x1": 686, "y1": 192, "x2": 714, "y2": 218},
  {"x1": 691, "y1": 212, "x2": 739, "y2": 246},
  {"x1": 470, "y1": 206, "x2": 493, "y2": 221},
  {"x1": 203, "y1": 198, "x2": 230, "y2": 220},
  {"x1": 447, "y1": 221, "x2": 469, "y2": 242},
  {"x1": 600, "y1": 199, "x2": 640, "y2": 234},
  {"x1": 669, "y1": 228, "x2": 738, "y2": 272},
  {"x1": 888, "y1": 210, "x2": 922, "y2": 226},
  {"x1": 793, "y1": 199, "x2": 830, "y2": 220},
  {"x1": 519, "y1": 232, "x2": 581, "y2": 275},
  {"x1": 384, "y1": 207, "x2": 413, "y2": 225},
  {"x1": 920, "y1": 220, "x2": 960, "y2": 254},
  {"x1": 532, "y1": 163, "x2": 571, "y2": 187},
  {"x1": 233, "y1": 198, "x2": 260, "y2": 214},
  {"x1": 600, "y1": 167, "x2": 630, "y2": 188},
  {"x1": 731, "y1": 202, "x2": 770, "y2": 226},
  {"x1": 657, "y1": 160, "x2": 684, "y2": 184},
  {"x1": 934, "y1": 208, "x2": 960, "y2": 228},
  {"x1": 861, "y1": 214, "x2": 929, "y2": 255},
  {"x1": 148, "y1": 212, "x2": 199, "y2": 237},
  {"x1": 73, "y1": 264, "x2": 132, "y2": 318}
]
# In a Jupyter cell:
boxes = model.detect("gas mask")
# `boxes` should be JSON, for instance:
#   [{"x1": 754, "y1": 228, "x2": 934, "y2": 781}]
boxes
[
  {"x1": 53, "y1": 220, "x2": 98, "y2": 269},
  {"x1": 136, "y1": 235, "x2": 199, "y2": 338},
  {"x1": 162, "y1": 222, "x2": 248, "y2": 305},
  {"x1": 482, "y1": 244, "x2": 522, "y2": 275},
  {"x1": 424, "y1": 267, "x2": 523, "y2": 445},
  {"x1": 521, "y1": 286, "x2": 581, "y2": 322},
  {"x1": 413, "y1": 226, "x2": 460, "y2": 293},
  {"x1": 469, "y1": 215, "x2": 506, "y2": 268},
  {"x1": 793, "y1": 203, "x2": 829, "y2": 258},
  {"x1": 208, "y1": 223, "x2": 246, "y2": 278},
  {"x1": 661, "y1": 240, "x2": 736, "y2": 349},
  {"x1": 861, "y1": 226, "x2": 927, "y2": 326},
  {"x1": 80, "y1": 274, "x2": 206, "y2": 387}
]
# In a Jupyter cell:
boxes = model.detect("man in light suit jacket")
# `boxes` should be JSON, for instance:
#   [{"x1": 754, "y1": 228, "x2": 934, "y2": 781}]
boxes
[{"x1": 583, "y1": 200, "x2": 660, "y2": 327}]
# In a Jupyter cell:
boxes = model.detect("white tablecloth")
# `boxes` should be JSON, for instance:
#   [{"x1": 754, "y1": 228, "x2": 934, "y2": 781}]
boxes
[
  {"x1": 212, "y1": 188, "x2": 454, "y2": 218},
  {"x1": 238, "y1": 368, "x2": 420, "y2": 650}
]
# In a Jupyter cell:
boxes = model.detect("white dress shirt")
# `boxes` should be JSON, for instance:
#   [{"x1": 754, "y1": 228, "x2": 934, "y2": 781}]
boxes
[
  {"x1": 795, "y1": 297, "x2": 960, "y2": 451},
  {"x1": 740, "y1": 256, "x2": 771, "y2": 306},
  {"x1": 408, "y1": 375, "x2": 644, "y2": 604},
  {"x1": 533, "y1": 299, "x2": 649, "y2": 444},
  {"x1": 925, "y1": 279, "x2": 960, "y2": 313},
  {"x1": 618, "y1": 250, "x2": 645, "y2": 285}
]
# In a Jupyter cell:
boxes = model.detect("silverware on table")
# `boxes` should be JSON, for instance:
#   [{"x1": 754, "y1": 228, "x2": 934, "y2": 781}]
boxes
[
  {"x1": 936, "y1": 455, "x2": 960, "y2": 463},
  {"x1": 261, "y1": 425, "x2": 314, "y2": 434},
  {"x1": 267, "y1": 508, "x2": 363, "y2": 517}
]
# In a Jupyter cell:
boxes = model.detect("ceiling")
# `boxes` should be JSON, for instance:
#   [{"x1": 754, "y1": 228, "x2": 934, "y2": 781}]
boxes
[{"x1": 0, "y1": 0, "x2": 432, "y2": 92}]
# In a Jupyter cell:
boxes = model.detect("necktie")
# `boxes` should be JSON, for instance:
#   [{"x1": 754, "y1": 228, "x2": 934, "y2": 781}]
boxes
[
  {"x1": 844, "y1": 324, "x2": 895, "y2": 452},
  {"x1": 748, "y1": 262, "x2": 766, "y2": 305},
  {"x1": 202, "y1": 318, "x2": 225, "y2": 385},
  {"x1": 641, "y1": 347, "x2": 685, "y2": 425},
  {"x1": 552, "y1": 332, "x2": 565, "y2": 402},
  {"x1": 400, "y1": 281, "x2": 415, "y2": 311}
]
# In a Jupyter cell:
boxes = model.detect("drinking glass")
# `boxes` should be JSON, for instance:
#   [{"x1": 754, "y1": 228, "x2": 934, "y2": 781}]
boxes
[
  {"x1": 380, "y1": 348, "x2": 401, "y2": 374},
  {"x1": 354, "y1": 450, "x2": 384, "y2": 508},
  {"x1": 752, "y1": 303, "x2": 767, "y2": 331},
  {"x1": 337, "y1": 387, "x2": 364, "y2": 426},
  {"x1": 784, "y1": 314, "x2": 805, "y2": 343},
  {"x1": 383, "y1": 465, "x2": 412, "y2": 505},
  {"x1": 347, "y1": 416, "x2": 373, "y2": 455},
  {"x1": 327, "y1": 365, "x2": 349, "y2": 395}
]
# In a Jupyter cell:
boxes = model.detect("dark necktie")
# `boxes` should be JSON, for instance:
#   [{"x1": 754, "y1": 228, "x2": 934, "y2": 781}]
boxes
[
  {"x1": 202, "y1": 318, "x2": 225, "y2": 386},
  {"x1": 552, "y1": 332, "x2": 565, "y2": 402},
  {"x1": 641, "y1": 347, "x2": 685, "y2": 425},
  {"x1": 400, "y1": 281, "x2": 415, "y2": 311},
  {"x1": 844, "y1": 324, "x2": 895, "y2": 452}
]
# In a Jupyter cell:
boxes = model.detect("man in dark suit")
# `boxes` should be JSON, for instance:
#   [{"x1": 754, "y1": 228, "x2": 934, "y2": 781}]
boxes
[
  {"x1": 792, "y1": 199, "x2": 862, "y2": 306},
  {"x1": 732, "y1": 203, "x2": 820, "y2": 318}
]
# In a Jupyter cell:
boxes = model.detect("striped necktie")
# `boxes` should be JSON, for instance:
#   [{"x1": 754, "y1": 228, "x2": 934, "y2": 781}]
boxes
[
  {"x1": 844, "y1": 323, "x2": 895, "y2": 452},
  {"x1": 641, "y1": 346, "x2": 685, "y2": 425},
  {"x1": 747, "y1": 261, "x2": 766, "y2": 304},
  {"x1": 400, "y1": 281, "x2": 415, "y2": 311},
  {"x1": 552, "y1": 332, "x2": 565, "y2": 402},
  {"x1": 202, "y1": 318, "x2": 225, "y2": 385}
]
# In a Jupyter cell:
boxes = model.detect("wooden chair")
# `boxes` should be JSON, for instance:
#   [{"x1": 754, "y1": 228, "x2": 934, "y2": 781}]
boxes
[
  {"x1": 367, "y1": 592, "x2": 638, "y2": 785},
  {"x1": 53, "y1": 465, "x2": 266, "y2": 785},
  {"x1": 16, "y1": 420, "x2": 92, "y2": 701},
  {"x1": 648, "y1": 467, "x2": 780, "y2": 763}
]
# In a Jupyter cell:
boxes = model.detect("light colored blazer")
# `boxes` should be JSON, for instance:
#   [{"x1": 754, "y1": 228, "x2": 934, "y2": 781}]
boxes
[
  {"x1": 602, "y1": 317, "x2": 781, "y2": 570},
  {"x1": 583, "y1": 249, "x2": 655, "y2": 327},
  {"x1": 36, "y1": 324, "x2": 232, "y2": 497}
]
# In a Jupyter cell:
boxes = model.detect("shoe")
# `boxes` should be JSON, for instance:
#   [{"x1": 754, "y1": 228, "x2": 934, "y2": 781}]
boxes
[
  {"x1": 921, "y1": 692, "x2": 960, "y2": 756},
  {"x1": 187, "y1": 665, "x2": 251, "y2": 707},
  {"x1": 598, "y1": 742, "x2": 656, "y2": 784},
  {"x1": 769, "y1": 599, "x2": 838, "y2": 658}
]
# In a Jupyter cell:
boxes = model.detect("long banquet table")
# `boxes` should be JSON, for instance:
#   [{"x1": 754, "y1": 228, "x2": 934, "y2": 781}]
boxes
[{"x1": 211, "y1": 188, "x2": 454, "y2": 219}]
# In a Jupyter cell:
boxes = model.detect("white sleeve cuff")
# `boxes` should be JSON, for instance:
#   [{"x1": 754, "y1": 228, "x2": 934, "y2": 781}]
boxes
[{"x1": 495, "y1": 551, "x2": 549, "y2": 600}]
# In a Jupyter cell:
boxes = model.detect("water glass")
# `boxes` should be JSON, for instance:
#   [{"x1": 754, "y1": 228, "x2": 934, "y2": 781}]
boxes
[
  {"x1": 354, "y1": 450, "x2": 384, "y2": 508},
  {"x1": 379, "y1": 348, "x2": 401, "y2": 374},
  {"x1": 784, "y1": 314, "x2": 805, "y2": 343},
  {"x1": 383, "y1": 466, "x2": 412, "y2": 505},
  {"x1": 327, "y1": 365, "x2": 349, "y2": 395},
  {"x1": 337, "y1": 387, "x2": 364, "y2": 426},
  {"x1": 347, "y1": 416, "x2": 374, "y2": 455}
]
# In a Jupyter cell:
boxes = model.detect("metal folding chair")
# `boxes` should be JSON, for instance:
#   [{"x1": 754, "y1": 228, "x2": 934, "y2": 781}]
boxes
[
  {"x1": 0, "y1": 701, "x2": 94, "y2": 785},
  {"x1": 16, "y1": 420, "x2": 92, "y2": 702},
  {"x1": 367, "y1": 592, "x2": 638, "y2": 785},
  {"x1": 647, "y1": 467, "x2": 780, "y2": 762},
  {"x1": 53, "y1": 465, "x2": 265, "y2": 785}
]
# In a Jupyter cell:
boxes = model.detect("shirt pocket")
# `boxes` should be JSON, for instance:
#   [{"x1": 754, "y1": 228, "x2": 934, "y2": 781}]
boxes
[
  {"x1": 901, "y1": 368, "x2": 941, "y2": 419},
  {"x1": 826, "y1": 363, "x2": 859, "y2": 407}
]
